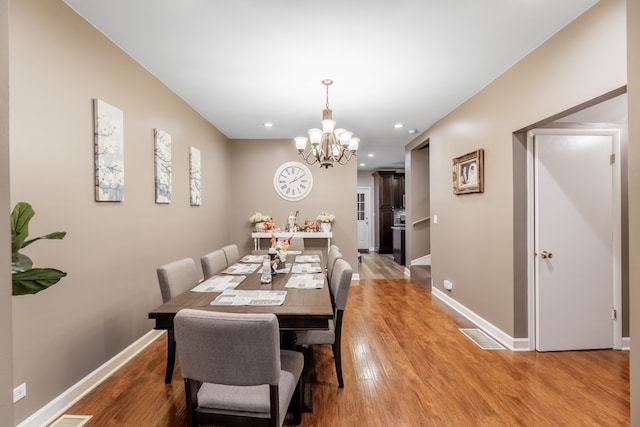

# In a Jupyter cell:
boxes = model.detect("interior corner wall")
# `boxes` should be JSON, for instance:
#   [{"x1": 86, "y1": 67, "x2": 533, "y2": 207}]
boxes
[
  {"x1": 0, "y1": 0, "x2": 12, "y2": 424},
  {"x1": 10, "y1": 1, "x2": 231, "y2": 424},
  {"x1": 405, "y1": 142, "x2": 430, "y2": 264},
  {"x1": 416, "y1": 0, "x2": 626, "y2": 336},
  {"x1": 626, "y1": 0, "x2": 640, "y2": 422},
  {"x1": 228, "y1": 139, "x2": 358, "y2": 269}
]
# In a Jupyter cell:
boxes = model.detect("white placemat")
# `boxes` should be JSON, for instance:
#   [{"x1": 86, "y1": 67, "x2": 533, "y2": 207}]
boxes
[
  {"x1": 291, "y1": 263, "x2": 323, "y2": 274},
  {"x1": 210, "y1": 290, "x2": 287, "y2": 306},
  {"x1": 295, "y1": 254, "x2": 321, "y2": 263},
  {"x1": 222, "y1": 263, "x2": 261, "y2": 275},
  {"x1": 285, "y1": 274, "x2": 325, "y2": 289},
  {"x1": 191, "y1": 275, "x2": 246, "y2": 292}
]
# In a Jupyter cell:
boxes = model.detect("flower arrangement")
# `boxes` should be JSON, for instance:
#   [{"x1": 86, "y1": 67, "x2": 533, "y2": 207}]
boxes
[
  {"x1": 249, "y1": 212, "x2": 271, "y2": 224},
  {"x1": 271, "y1": 234, "x2": 291, "y2": 269},
  {"x1": 316, "y1": 212, "x2": 335, "y2": 223}
]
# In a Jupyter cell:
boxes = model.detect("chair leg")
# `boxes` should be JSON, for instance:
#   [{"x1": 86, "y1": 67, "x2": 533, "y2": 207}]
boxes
[
  {"x1": 332, "y1": 339, "x2": 343, "y2": 388},
  {"x1": 165, "y1": 329, "x2": 176, "y2": 384},
  {"x1": 290, "y1": 377, "x2": 302, "y2": 424}
]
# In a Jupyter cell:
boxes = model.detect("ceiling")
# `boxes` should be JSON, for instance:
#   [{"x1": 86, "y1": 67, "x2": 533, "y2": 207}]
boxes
[{"x1": 62, "y1": 0, "x2": 598, "y2": 171}]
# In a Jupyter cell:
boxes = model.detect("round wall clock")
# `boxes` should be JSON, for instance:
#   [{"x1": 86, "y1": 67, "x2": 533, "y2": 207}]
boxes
[{"x1": 273, "y1": 161, "x2": 313, "y2": 201}]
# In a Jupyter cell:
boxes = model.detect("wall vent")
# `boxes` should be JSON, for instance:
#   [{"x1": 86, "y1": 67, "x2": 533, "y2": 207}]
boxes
[
  {"x1": 49, "y1": 415, "x2": 92, "y2": 427},
  {"x1": 459, "y1": 328, "x2": 505, "y2": 350}
]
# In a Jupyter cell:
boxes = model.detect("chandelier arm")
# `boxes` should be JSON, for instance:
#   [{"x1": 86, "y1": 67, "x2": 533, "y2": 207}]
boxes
[{"x1": 298, "y1": 148, "x2": 320, "y2": 165}]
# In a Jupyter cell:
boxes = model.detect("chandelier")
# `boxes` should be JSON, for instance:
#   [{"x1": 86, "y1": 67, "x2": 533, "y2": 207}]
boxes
[{"x1": 295, "y1": 79, "x2": 359, "y2": 168}]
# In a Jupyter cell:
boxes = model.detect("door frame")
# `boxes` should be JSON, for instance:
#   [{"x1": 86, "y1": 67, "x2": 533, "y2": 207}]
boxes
[
  {"x1": 526, "y1": 127, "x2": 622, "y2": 350},
  {"x1": 357, "y1": 186, "x2": 373, "y2": 251}
]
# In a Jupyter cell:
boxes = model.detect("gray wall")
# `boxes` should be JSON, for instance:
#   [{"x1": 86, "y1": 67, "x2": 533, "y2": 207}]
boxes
[
  {"x1": 0, "y1": 0, "x2": 12, "y2": 424},
  {"x1": 406, "y1": 141, "x2": 430, "y2": 264},
  {"x1": 228, "y1": 139, "x2": 357, "y2": 268},
  {"x1": 5, "y1": 0, "x2": 638, "y2": 425},
  {"x1": 406, "y1": 0, "x2": 626, "y2": 336},
  {"x1": 10, "y1": 1, "x2": 230, "y2": 423},
  {"x1": 627, "y1": 0, "x2": 640, "y2": 422}
]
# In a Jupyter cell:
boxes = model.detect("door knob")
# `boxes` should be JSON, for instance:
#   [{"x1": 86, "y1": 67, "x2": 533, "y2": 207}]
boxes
[{"x1": 540, "y1": 251, "x2": 553, "y2": 259}]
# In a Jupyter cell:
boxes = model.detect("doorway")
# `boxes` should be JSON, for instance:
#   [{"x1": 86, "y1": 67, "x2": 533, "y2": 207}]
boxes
[
  {"x1": 357, "y1": 187, "x2": 372, "y2": 251},
  {"x1": 528, "y1": 128, "x2": 622, "y2": 351}
]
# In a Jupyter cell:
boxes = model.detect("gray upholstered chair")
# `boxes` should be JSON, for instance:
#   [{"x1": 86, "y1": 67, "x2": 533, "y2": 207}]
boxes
[
  {"x1": 200, "y1": 249, "x2": 227, "y2": 278},
  {"x1": 287, "y1": 236, "x2": 305, "y2": 252},
  {"x1": 156, "y1": 258, "x2": 201, "y2": 383},
  {"x1": 175, "y1": 310, "x2": 304, "y2": 427},
  {"x1": 221, "y1": 243, "x2": 240, "y2": 265},
  {"x1": 326, "y1": 246, "x2": 343, "y2": 285},
  {"x1": 295, "y1": 258, "x2": 353, "y2": 388}
]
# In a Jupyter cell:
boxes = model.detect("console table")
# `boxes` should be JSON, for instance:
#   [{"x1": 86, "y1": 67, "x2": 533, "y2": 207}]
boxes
[{"x1": 251, "y1": 231, "x2": 333, "y2": 252}]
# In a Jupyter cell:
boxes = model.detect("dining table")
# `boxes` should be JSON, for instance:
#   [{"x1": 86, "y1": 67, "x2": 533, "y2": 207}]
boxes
[{"x1": 148, "y1": 250, "x2": 333, "y2": 388}]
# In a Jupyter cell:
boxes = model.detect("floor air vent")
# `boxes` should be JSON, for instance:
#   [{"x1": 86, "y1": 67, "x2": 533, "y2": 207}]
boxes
[
  {"x1": 459, "y1": 328, "x2": 505, "y2": 350},
  {"x1": 49, "y1": 415, "x2": 92, "y2": 427}
]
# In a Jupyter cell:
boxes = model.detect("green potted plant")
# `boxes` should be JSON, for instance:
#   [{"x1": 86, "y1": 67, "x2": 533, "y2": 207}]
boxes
[{"x1": 11, "y1": 202, "x2": 67, "y2": 295}]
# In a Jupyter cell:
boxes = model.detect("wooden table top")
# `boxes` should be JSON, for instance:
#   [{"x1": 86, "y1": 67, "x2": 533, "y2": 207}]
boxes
[{"x1": 149, "y1": 253, "x2": 333, "y2": 331}]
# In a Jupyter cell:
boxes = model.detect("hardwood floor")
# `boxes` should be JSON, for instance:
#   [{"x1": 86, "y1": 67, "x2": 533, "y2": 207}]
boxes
[{"x1": 55, "y1": 254, "x2": 629, "y2": 426}]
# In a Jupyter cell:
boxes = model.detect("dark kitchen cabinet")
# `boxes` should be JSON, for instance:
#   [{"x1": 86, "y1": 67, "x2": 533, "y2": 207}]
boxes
[{"x1": 373, "y1": 171, "x2": 405, "y2": 254}]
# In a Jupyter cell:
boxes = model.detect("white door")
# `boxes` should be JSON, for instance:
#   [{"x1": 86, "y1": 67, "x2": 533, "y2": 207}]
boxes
[
  {"x1": 357, "y1": 187, "x2": 371, "y2": 251},
  {"x1": 534, "y1": 132, "x2": 617, "y2": 351}
]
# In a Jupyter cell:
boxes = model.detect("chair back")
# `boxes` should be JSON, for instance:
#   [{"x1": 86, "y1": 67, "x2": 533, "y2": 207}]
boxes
[
  {"x1": 330, "y1": 258, "x2": 352, "y2": 311},
  {"x1": 200, "y1": 249, "x2": 227, "y2": 278},
  {"x1": 327, "y1": 247, "x2": 343, "y2": 284},
  {"x1": 175, "y1": 310, "x2": 281, "y2": 386},
  {"x1": 156, "y1": 258, "x2": 200, "y2": 303},
  {"x1": 221, "y1": 244, "x2": 240, "y2": 265},
  {"x1": 288, "y1": 236, "x2": 305, "y2": 251}
]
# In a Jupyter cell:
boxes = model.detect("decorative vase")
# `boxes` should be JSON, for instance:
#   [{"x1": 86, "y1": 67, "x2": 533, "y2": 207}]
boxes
[
  {"x1": 255, "y1": 221, "x2": 265, "y2": 232},
  {"x1": 320, "y1": 222, "x2": 332, "y2": 232}
]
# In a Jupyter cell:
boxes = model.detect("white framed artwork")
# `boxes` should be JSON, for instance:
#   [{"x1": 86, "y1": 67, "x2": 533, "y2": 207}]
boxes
[
  {"x1": 189, "y1": 147, "x2": 201, "y2": 206},
  {"x1": 93, "y1": 99, "x2": 124, "y2": 201},
  {"x1": 154, "y1": 128, "x2": 172, "y2": 203}
]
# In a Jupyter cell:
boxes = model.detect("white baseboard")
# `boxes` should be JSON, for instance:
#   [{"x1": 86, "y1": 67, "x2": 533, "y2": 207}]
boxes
[
  {"x1": 431, "y1": 287, "x2": 531, "y2": 351},
  {"x1": 622, "y1": 337, "x2": 631, "y2": 350},
  {"x1": 404, "y1": 267, "x2": 410, "y2": 277},
  {"x1": 411, "y1": 254, "x2": 431, "y2": 266},
  {"x1": 19, "y1": 329, "x2": 165, "y2": 427}
]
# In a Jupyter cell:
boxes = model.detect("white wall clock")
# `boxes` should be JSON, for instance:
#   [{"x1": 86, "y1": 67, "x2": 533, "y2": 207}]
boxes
[{"x1": 273, "y1": 161, "x2": 313, "y2": 201}]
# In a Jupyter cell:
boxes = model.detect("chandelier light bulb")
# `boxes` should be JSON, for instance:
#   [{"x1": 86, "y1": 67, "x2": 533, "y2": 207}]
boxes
[
  {"x1": 322, "y1": 120, "x2": 336, "y2": 133},
  {"x1": 308, "y1": 128, "x2": 323, "y2": 146},
  {"x1": 349, "y1": 137, "x2": 360, "y2": 152},
  {"x1": 339, "y1": 131, "x2": 353, "y2": 147},
  {"x1": 295, "y1": 136, "x2": 308, "y2": 151}
]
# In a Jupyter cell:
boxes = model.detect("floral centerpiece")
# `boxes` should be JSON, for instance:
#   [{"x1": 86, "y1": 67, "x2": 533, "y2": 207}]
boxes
[
  {"x1": 271, "y1": 233, "x2": 291, "y2": 270},
  {"x1": 316, "y1": 212, "x2": 335, "y2": 232},
  {"x1": 249, "y1": 212, "x2": 271, "y2": 231}
]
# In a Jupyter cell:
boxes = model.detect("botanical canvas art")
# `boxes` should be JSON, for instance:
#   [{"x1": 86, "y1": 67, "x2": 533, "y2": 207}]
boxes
[
  {"x1": 154, "y1": 128, "x2": 172, "y2": 203},
  {"x1": 94, "y1": 99, "x2": 124, "y2": 201},
  {"x1": 189, "y1": 147, "x2": 201, "y2": 206}
]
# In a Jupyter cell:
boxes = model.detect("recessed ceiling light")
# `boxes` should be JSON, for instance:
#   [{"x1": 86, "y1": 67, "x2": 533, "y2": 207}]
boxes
[
  {"x1": 359, "y1": 163, "x2": 366, "y2": 167},
  {"x1": 393, "y1": 123, "x2": 404, "y2": 129},
  {"x1": 408, "y1": 128, "x2": 418, "y2": 134},
  {"x1": 367, "y1": 153, "x2": 374, "y2": 157},
  {"x1": 263, "y1": 122, "x2": 273, "y2": 128}
]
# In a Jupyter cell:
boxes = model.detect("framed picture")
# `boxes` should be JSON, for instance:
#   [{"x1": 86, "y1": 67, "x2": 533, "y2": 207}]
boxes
[
  {"x1": 189, "y1": 147, "x2": 202, "y2": 206},
  {"x1": 154, "y1": 128, "x2": 172, "y2": 204},
  {"x1": 452, "y1": 149, "x2": 484, "y2": 195},
  {"x1": 94, "y1": 99, "x2": 125, "y2": 202}
]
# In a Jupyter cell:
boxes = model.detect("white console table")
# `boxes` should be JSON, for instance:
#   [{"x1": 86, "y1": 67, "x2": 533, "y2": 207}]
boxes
[{"x1": 251, "y1": 232, "x2": 333, "y2": 252}]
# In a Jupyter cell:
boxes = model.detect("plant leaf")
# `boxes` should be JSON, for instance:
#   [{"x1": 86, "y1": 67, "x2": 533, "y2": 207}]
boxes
[
  {"x1": 12, "y1": 268, "x2": 67, "y2": 296},
  {"x1": 22, "y1": 231, "x2": 67, "y2": 248},
  {"x1": 11, "y1": 253, "x2": 33, "y2": 273},
  {"x1": 11, "y1": 202, "x2": 34, "y2": 254}
]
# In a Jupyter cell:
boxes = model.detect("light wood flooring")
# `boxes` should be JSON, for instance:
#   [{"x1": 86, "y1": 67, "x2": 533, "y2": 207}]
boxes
[{"x1": 54, "y1": 253, "x2": 630, "y2": 426}]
